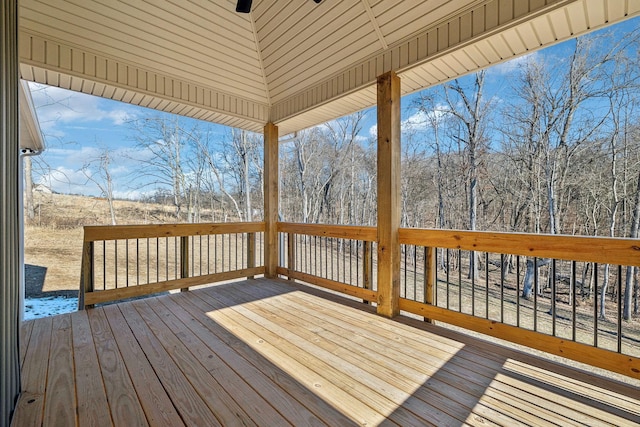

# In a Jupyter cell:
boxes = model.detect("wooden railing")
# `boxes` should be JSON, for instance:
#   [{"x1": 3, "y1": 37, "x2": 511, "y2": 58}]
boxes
[
  {"x1": 277, "y1": 222, "x2": 378, "y2": 303},
  {"x1": 79, "y1": 222, "x2": 265, "y2": 309},
  {"x1": 77, "y1": 220, "x2": 640, "y2": 379},
  {"x1": 398, "y1": 228, "x2": 640, "y2": 380}
]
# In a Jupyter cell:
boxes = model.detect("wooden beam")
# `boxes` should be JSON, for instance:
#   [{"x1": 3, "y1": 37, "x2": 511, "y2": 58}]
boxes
[
  {"x1": 399, "y1": 227, "x2": 640, "y2": 267},
  {"x1": 78, "y1": 241, "x2": 94, "y2": 309},
  {"x1": 84, "y1": 221, "x2": 264, "y2": 242},
  {"x1": 84, "y1": 267, "x2": 265, "y2": 306},
  {"x1": 276, "y1": 268, "x2": 379, "y2": 302},
  {"x1": 278, "y1": 222, "x2": 377, "y2": 242},
  {"x1": 376, "y1": 71, "x2": 401, "y2": 318},
  {"x1": 179, "y1": 236, "x2": 189, "y2": 292},
  {"x1": 264, "y1": 123, "x2": 279, "y2": 278}
]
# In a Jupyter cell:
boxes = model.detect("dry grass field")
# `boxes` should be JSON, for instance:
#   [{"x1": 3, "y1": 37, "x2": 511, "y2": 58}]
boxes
[{"x1": 24, "y1": 192, "x2": 182, "y2": 297}]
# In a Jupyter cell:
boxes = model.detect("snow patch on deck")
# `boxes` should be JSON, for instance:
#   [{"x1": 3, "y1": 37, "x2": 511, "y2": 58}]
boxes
[{"x1": 24, "y1": 296, "x2": 77, "y2": 320}]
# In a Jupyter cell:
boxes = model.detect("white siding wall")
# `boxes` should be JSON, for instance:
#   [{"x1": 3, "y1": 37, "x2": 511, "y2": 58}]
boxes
[{"x1": 1, "y1": 0, "x2": 21, "y2": 425}]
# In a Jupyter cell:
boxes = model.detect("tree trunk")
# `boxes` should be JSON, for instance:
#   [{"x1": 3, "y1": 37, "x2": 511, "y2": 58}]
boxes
[
  {"x1": 522, "y1": 258, "x2": 552, "y2": 299},
  {"x1": 624, "y1": 170, "x2": 640, "y2": 319}
]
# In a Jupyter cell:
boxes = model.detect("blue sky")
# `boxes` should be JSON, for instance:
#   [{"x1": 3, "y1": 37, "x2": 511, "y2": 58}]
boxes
[{"x1": 28, "y1": 16, "x2": 639, "y2": 199}]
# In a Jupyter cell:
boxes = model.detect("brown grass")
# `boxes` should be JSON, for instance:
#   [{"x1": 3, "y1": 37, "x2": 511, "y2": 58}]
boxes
[{"x1": 24, "y1": 192, "x2": 184, "y2": 296}]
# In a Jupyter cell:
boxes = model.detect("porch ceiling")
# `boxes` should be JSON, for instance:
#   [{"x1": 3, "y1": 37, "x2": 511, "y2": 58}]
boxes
[{"x1": 18, "y1": 0, "x2": 640, "y2": 135}]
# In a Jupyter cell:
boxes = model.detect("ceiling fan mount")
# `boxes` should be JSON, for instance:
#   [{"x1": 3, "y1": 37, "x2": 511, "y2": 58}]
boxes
[{"x1": 236, "y1": 0, "x2": 322, "y2": 14}]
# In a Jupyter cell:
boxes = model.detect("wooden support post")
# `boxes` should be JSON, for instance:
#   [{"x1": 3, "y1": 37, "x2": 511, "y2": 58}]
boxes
[
  {"x1": 424, "y1": 246, "x2": 436, "y2": 323},
  {"x1": 376, "y1": 71, "x2": 401, "y2": 318},
  {"x1": 287, "y1": 232, "x2": 295, "y2": 280},
  {"x1": 247, "y1": 232, "x2": 256, "y2": 279},
  {"x1": 79, "y1": 241, "x2": 94, "y2": 309},
  {"x1": 264, "y1": 123, "x2": 279, "y2": 278},
  {"x1": 363, "y1": 241, "x2": 371, "y2": 304},
  {"x1": 180, "y1": 236, "x2": 189, "y2": 292}
]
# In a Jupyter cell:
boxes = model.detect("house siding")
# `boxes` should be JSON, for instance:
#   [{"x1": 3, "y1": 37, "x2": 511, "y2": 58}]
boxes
[{"x1": 1, "y1": 0, "x2": 21, "y2": 426}]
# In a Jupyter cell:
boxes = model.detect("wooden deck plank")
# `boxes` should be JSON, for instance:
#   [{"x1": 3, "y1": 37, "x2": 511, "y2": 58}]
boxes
[
  {"x1": 197, "y1": 286, "x2": 452, "y2": 426},
  {"x1": 213, "y1": 283, "x2": 497, "y2": 426},
  {"x1": 230, "y1": 282, "x2": 527, "y2": 427},
  {"x1": 101, "y1": 304, "x2": 186, "y2": 427},
  {"x1": 131, "y1": 298, "x2": 267, "y2": 427},
  {"x1": 283, "y1": 285, "x2": 633, "y2": 426},
  {"x1": 162, "y1": 293, "x2": 357, "y2": 427},
  {"x1": 19, "y1": 320, "x2": 34, "y2": 367},
  {"x1": 243, "y1": 282, "x2": 579, "y2": 427},
  {"x1": 143, "y1": 297, "x2": 299, "y2": 426},
  {"x1": 117, "y1": 302, "x2": 223, "y2": 427},
  {"x1": 13, "y1": 316, "x2": 52, "y2": 427},
  {"x1": 260, "y1": 280, "x2": 640, "y2": 426},
  {"x1": 498, "y1": 357, "x2": 640, "y2": 413},
  {"x1": 13, "y1": 278, "x2": 640, "y2": 427},
  {"x1": 179, "y1": 291, "x2": 392, "y2": 426},
  {"x1": 69, "y1": 310, "x2": 112, "y2": 427},
  {"x1": 88, "y1": 308, "x2": 149, "y2": 426},
  {"x1": 43, "y1": 314, "x2": 76, "y2": 426}
]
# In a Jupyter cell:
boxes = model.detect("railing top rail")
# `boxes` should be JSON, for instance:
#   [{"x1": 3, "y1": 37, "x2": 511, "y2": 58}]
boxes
[
  {"x1": 278, "y1": 222, "x2": 377, "y2": 242},
  {"x1": 84, "y1": 221, "x2": 265, "y2": 242},
  {"x1": 399, "y1": 228, "x2": 640, "y2": 267}
]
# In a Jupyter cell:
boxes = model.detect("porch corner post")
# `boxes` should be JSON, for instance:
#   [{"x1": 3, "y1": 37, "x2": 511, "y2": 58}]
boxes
[
  {"x1": 1, "y1": 0, "x2": 21, "y2": 424},
  {"x1": 264, "y1": 122, "x2": 279, "y2": 278},
  {"x1": 376, "y1": 71, "x2": 401, "y2": 318}
]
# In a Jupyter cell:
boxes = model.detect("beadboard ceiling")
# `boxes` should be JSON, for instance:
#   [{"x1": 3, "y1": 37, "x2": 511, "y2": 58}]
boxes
[{"x1": 18, "y1": 0, "x2": 640, "y2": 135}]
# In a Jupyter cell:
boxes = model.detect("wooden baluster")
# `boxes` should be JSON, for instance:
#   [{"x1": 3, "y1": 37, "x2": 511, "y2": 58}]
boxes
[
  {"x1": 363, "y1": 241, "x2": 371, "y2": 304},
  {"x1": 180, "y1": 236, "x2": 189, "y2": 292},
  {"x1": 247, "y1": 232, "x2": 256, "y2": 279},
  {"x1": 424, "y1": 246, "x2": 435, "y2": 323},
  {"x1": 287, "y1": 233, "x2": 295, "y2": 280}
]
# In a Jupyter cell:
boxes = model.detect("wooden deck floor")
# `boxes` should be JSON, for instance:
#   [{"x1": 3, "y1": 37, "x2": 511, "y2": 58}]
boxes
[{"x1": 12, "y1": 278, "x2": 640, "y2": 426}]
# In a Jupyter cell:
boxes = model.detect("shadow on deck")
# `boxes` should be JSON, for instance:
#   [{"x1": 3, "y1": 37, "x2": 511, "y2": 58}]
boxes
[{"x1": 13, "y1": 278, "x2": 640, "y2": 426}]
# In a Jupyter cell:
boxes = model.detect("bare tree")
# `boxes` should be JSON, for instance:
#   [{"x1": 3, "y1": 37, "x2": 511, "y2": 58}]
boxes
[
  {"x1": 129, "y1": 116, "x2": 189, "y2": 220},
  {"x1": 444, "y1": 71, "x2": 491, "y2": 279},
  {"x1": 81, "y1": 147, "x2": 118, "y2": 225}
]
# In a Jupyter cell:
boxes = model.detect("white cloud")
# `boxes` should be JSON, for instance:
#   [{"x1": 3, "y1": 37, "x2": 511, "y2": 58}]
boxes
[
  {"x1": 369, "y1": 124, "x2": 377, "y2": 138},
  {"x1": 28, "y1": 83, "x2": 135, "y2": 132},
  {"x1": 402, "y1": 110, "x2": 428, "y2": 132},
  {"x1": 45, "y1": 146, "x2": 102, "y2": 165},
  {"x1": 489, "y1": 52, "x2": 539, "y2": 75},
  {"x1": 369, "y1": 106, "x2": 448, "y2": 137},
  {"x1": 112, "y1": 189, "x2": 147, "y2": 200},
  {"x1": 37, "y1": 166, "x2": 98, "y2": 196}
]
